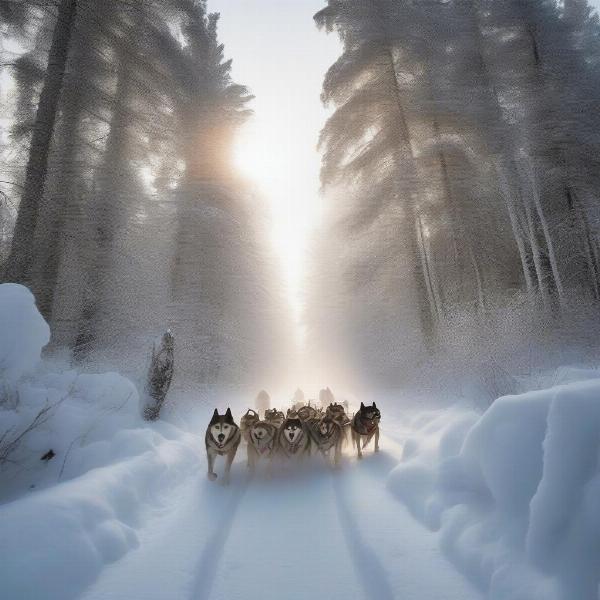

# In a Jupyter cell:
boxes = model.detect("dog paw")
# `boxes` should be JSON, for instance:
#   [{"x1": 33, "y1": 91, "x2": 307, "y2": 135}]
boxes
[
  {"x1": 357, "y1": 454, "x2": 363, "y2": 460},
  {"x1": 207, "y1": 472, "x2": 217, "y2": 481},
  {"x1": 374, "y1": 447, "x2": 380, "y2": 453}
]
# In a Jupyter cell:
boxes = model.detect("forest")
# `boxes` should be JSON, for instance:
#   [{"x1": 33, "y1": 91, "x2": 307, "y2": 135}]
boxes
[
  {"x1": 2, "y1": 3, "x2": 600, "y2": 599},
  {"x1": 0, "y1": 0, "x2": 290, "y2": 397},
  {"x1": 308, "y1": 0, "x2": 600, "y2": 400}
]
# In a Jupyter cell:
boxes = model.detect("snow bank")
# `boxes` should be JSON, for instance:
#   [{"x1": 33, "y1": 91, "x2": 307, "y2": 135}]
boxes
[
  {"x1": 0, "y1": 284, "x2": 203, "y2": 599},
  {"x1": 388, "y1": 381, "x2": 600, "y2": 600},
  {"x1": 0, "y1": 426, "x2": 201, "y2": 600},
  {"x1": 0, "y1": 283, "x2": 50, "y2": 390}
]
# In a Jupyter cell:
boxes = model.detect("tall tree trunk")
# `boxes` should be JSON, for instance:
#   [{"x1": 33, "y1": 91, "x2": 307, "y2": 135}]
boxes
[
  {"x1": 416, "y1": 213, "x2": 440, "y2": 321},
  {"x1": 520, "y1": 152, "x2": 565, "y2": 303},
  {"x1": 31, "y1": 69, "x2": 86, "y2": 320},
  {"x1": 496, "y1": 160, "x2": 535, "y2": 295},
  {"x1": 74, "y1": 46, "x2": 133, "y2": 360},
  {"x1": 523, "y1": 190, "x2": 550, "y2": 308},
  {"x1": 3, "y1": 0, "x2": 77, "y2": 284}
]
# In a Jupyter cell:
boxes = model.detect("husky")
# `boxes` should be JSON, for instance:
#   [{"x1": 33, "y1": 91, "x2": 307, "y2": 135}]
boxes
[
  {"x1": 351, "y1": 402, "x2": 381, "y2": 459},
  {"x1": 326, "y1": 402, "x2": 351, "y2": 427},
  {"x1": 264, "y1": 408, "x2": 285, "y2": 428},
  {"x1": 240, "y1": 408, "x2": 260, "y2": 442},
  {"x1": 205, "y1": 408, "x2": 241, "y2": 483},
  {"x1": 310, "y1": 415, "x2": 344, "y2": 467},
  {"x1": 297, "y1": 404, "x2": 318, "y2": 424},
  {"x1": 277, "y1": 415, "x2": 311, "y2": 459},
  {"x1": 246, "y1": 420, "x2": 278, "y2": 471}
]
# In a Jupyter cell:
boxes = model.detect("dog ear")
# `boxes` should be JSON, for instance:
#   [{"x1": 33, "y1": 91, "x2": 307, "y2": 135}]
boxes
[
  {"x1": 210, "y1": 408, "x2": 219, "y2": 424},
  {"x1": 225, "y1": 407, "x2": 234, "y2": 423},
  {"x1": 360, "y1": 402, "x2": 365, "y2": 410},
  {"x1": 373, "y1": 402, "x2": 377, "y2": 409}
]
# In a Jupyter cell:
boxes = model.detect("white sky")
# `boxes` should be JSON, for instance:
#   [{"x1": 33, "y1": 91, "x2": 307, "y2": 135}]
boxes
[{"x1": 208, "y1": 0, "x2": 341, "y2": 345}]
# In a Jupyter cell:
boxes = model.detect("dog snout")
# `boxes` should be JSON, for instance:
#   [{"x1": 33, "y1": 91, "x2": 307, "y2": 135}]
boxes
[{"x1": 218, "y1": 433, "x2": 225, "y2": 442}]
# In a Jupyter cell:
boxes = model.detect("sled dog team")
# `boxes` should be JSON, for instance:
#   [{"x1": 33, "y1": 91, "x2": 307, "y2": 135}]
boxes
[{"x1": 205, "y1": 388, "x2": 381, "y2": 483}]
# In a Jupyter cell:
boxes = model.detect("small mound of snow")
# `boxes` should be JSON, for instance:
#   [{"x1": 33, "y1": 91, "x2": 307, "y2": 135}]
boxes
[
  {"x1": 0, "y1": 283, "x2": 50, "y2": 389},
  {"x1": 388, "y1": 379, "x2": 600, "y2": 600}
]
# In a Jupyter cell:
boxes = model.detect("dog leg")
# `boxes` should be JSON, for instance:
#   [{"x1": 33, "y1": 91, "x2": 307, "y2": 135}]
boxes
[
  {"x1": 353, "y1": 431, "x2": 362, "y2": 459},
  {"x1": 207, "y1": 451, "x2": 217, "y2": 481},
  {"x1": 246, "y1": 444, "x2": 253, "y2": 469},
  {"x1": 374, "y1": 427, "x2": 380, "y2": 452},
  {"x1": 334, "y1": 440, "x2": 342, "y2": 468},
  {"x1": 223, "y1": 444, "x2": 238, "y2": 485},
  {"x1": 248, "y1": 447, "x2": 257, "y2": 473}
]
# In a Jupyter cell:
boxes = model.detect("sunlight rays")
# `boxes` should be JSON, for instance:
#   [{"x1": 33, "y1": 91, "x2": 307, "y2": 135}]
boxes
[{"x1": 233, "y1": 115, "x2": 319, "y2": 347}]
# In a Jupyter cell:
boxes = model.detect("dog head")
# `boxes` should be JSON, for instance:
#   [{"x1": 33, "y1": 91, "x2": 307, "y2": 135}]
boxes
[
  {"x1": 359, "y1": 402, "x2": 381, "y2": 422},
  {"x1": 265, "y1": 408, "x2": 284, "y2": 423},
  {"x1": 250, "y1": 421, "x2": 275, "y2": 446},
  {"x1": 240, "y1": 408, "x2": 259, "y2": 430},
  {"x1": 318, "y1": 416, "x2": 337, "y2": 437},
  {"x1": 326, "y1": 403, "x2": 345, "y2": 416},
  {"x1": 282, "y1": 418, "x2": 304, "y2": 444},
  {"x1": 209, "y1": 408, "x2": 238, "y2": 448},
  {"x1": 298, "y1": 405, "x2": 317, "y2": 422}
]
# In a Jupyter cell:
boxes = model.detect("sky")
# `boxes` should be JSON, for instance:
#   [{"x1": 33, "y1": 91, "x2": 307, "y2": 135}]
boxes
[{"x1": 208, "y1": 0, "x2": 341, "y2": 345}]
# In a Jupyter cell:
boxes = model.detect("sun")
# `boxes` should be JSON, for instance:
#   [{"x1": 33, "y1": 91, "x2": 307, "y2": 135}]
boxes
[
  {"x1": 233, "y1": 120, "x2": 289, "y2": 193},
  {"x1": 232, "y1": 118, "x2": 311, "y2": 346}
]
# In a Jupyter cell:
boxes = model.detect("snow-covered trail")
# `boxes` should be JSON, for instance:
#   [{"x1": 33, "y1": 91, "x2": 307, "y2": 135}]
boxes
[{"x1": 81, "y1": 436, "x2": 480, "y2": 600}]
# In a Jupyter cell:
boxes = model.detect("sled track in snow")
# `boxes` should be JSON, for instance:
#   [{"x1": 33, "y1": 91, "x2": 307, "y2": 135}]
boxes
[
  {"x1": 331, "y1": 452, "x2": 398, "y2": 600},
  {"x1": 191, "y1": 472, "x2": 250, "y2": 600}
]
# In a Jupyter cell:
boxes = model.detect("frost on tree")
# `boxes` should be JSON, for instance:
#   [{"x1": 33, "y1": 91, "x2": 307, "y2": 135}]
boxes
[{"x1": 143, "y1": 330, "x2": 174, "y2": 421}]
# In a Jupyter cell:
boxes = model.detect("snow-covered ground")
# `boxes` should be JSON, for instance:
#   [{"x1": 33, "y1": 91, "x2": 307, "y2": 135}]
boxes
[
  {"x1": 77, "y1": 434, "x2": 478, "y2": 600},
  {"x1": 1, "y1": 283, "x2": 599, "y2": 600}
]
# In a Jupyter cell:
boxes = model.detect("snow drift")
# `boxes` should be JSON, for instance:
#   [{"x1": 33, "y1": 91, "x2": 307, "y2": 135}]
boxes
[
  {"x1": 388, "y1": 376, "x2": 600, "y2": 600},
  {"x1": 0, "y1": 284, "x2": 202, "y2": 599}
]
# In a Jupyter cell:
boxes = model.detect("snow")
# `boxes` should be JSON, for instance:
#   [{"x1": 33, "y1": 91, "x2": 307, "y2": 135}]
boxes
[
  {"x1": 2, "y1": 283, "x2": 598, "y2": 600},
  {"x1": 0, "y1": 283, "x2": 50, "y2": 389},
  {"x1": 388, "y1": 381, "x2": 600, "y2": 600},
  {"x1": 79, "y1": 444, "x2": 479, "y2": 600}
]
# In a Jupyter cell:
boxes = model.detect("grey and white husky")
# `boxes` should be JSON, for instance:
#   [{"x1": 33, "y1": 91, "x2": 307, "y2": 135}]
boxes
[
  {"x1": 310, "y1": 415, "x2": 344, "y2": 467},
  {"x1": 350, "y1": 402, "x2": 381, "y2": 459},
  {"x1": 277, "y1": 414, "x2": 311, "y2": 459},
  {"x1": 240, "y1": 408, "x2": 260, "y2": 443},
  {"x1": 246, "y1": 420, "x2": 278, "y2": 471},
  {"x1": 205, "y1": 408, "x2": 241, "y2": 483}
]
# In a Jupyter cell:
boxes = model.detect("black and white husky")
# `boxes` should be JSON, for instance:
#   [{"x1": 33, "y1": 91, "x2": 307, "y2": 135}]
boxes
[
  {"x1": 351, "y1": 402, "x2": 381, "y2": 459},
  {"x1": 277, "y1": 415, "x2": 311, "y2": 459},
  {"x1": 205, "y1": 408, "x2": 241, "y2": 483}
]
